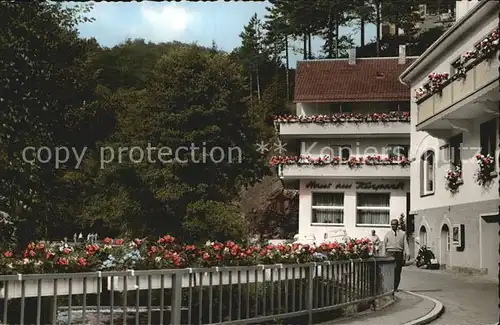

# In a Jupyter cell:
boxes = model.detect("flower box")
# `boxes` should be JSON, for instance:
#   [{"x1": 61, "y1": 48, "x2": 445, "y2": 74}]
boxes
[
  {"x1": 0, "y1": 277, "x2": 100, "y2": 299},
  {"x1": 107, "y1": 272, "x2": 191, "y2": 291},
  {"x1": 107, "y1": 266, "x2": 312, "y2": 292}
]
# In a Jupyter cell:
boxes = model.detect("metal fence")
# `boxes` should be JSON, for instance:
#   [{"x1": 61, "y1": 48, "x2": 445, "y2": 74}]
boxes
[{"x1": 0, "y1": 257, "x2": 395, "y2": 325}]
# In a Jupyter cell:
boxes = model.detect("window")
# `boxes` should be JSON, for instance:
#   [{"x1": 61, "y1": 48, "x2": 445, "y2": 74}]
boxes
[
  {"x1": 338, "y1": 145, "x2": 351, "y2": 160},
  {"x1": 448, "y1": 133, "x2": 463, "y2": 167},
  {"x1": 356, "y1": 193, "x2": 390, "y2": 225},
  {"x1": 341, "y1": 103, "x2": 352, "y2": 113},
  {"x1": 451, "y1": 57, "x2": 461, "y2": 77},
  {"x1": 388, "y1": 101, "x2": 409, "y2": 113},
  {"x1": 420, "y1": 150, "x2": 435, "y2": 196},
  {"x1": 480, "y1": 118, "x2": 497, "y2": 158},
  {"x1": 419, "y1": 226, "x2": 427, "y2": 246},
  {"x1": 330, "y1": 103, "x2": 352, "y2": 113},
  {"x1": 328, "y1": 103, "x2": 342, "y2": 114},
  {"x1": 311, "y1": 193, "x2": 344, "y2": 224},
  {"x1": 327, "y1": 144, "x2": 351, "y2": 160},
  {"x1": 387, "y1": 145, "x2": 409, "y2": 159}
]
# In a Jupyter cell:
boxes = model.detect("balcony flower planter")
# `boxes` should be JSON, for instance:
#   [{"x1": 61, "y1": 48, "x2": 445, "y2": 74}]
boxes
[
  {"x1": 0, "y1": 276, "x2": 100, "y2": 299},
  {"x1": 107, "y1": 272, "x2": 191, "y2": 291},
  {"x1": 107, "y1": 265, "x2": 313, "y2": 292}
]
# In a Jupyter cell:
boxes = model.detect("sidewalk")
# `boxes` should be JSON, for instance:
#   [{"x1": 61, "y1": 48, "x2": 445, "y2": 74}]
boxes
[
  {"x1": 323, "y1": 265, "x2": 498, "y2": 325},
  {"x1": 324, "y1": 291, "x2": 438, "y2": 325},
  {"x1": 399, "y1": 266, "x2": 498, "y2": 324}
]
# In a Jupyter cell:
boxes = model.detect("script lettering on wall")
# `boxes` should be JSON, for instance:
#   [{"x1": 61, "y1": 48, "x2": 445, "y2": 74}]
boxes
[
  {"x1": 305, "y1": 181, "x2": 405, "y2": 191},
  {"x1": 355, "y1": 181, "x2": 405, "y2": 191}
]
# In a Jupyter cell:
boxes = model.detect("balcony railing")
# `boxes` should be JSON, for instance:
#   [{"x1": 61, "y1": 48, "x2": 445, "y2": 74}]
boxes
[
  {"x1": 416, "y1": 47, "x2": 499, "y2": 126},
  {"x1": 273, "y1": 156, "x2": 411, "y2": 179},
  {"x1": 0, "y1": 258, "x2": 395, "y2": 325},
  {"x1": 275, "y1": 112, "x2": 410, "y2": 137}
]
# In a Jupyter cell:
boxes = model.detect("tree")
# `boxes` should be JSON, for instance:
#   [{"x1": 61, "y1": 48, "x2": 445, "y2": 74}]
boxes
[
  {"x1": 316, "y1": 0, "x2": 355, "y2": 58},
  {"x1": 263, "y1": 4, "x2": 292, "y2": 101},
  {"x1": 0, "y1": 2, "x2": 105, "y2": 242},
  {"x1": 239, "y1": 14, "x2": 266, "y2": 101},
  {"x1": 79, "y1": 44, "x2": 269, "y2": 239},
  {"x1": 356, "y1": 26, "x2": 446, "y2": 57},
  {"x1": 352, "y1": 0, "x2": 375, "y2": 47},
  {"x1": 183, "y1": 200, "x2": 248, "y2": 244}
]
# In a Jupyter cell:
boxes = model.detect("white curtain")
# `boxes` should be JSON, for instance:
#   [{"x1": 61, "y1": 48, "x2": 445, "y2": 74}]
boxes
[
  {"x1": 312, "y1": 193, "x2": 344, "y2": 224},
  {"x1": 357, "y1": 210, "x2": 390, "y2": 224},
  {"x1": 357, "y1": 193, "x2": 390, "y2": 224},
  {"x1": 312, "y1": 209, "x2": 344, "y2": 224}
]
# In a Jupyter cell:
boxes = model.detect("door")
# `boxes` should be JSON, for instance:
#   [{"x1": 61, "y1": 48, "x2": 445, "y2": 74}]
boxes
[
  {"x1": 481, "y1": 214, "x2": 500, "y2": 278},
  {"x1": 440, "y1": 224, "x2": 450, "y2": 268}
]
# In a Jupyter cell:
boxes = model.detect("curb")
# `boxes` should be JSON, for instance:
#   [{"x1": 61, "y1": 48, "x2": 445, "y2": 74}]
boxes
[
  {"x1": 401, "y1": 290, "x2": 445, "y2": 325},
  {"x1": 320, "y1": 296, "x2": 396, "y2": 324}
]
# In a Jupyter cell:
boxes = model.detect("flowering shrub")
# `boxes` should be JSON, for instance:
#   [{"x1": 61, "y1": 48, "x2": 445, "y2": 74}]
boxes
[
  {"x1": 0, "y1": 236, "x2": 373, "y2": 274},
  {"x1": 274, "y1": 112, "x2": 410, "y2": 124},
  {"x1": 0, "y1": 242, "x2": 104, "y2": 274},
  {"x1": 269, "y1": 155, "x2": 410, "y2": 168},
  {"x1": 445, "y1": 165, "x2": 462, "y2": 194},
  {"x1": 475, "y1": 154, "x2": 496, "y2": 186},
  {"x1": 414, "y1": 73, "x2": 449, "y2": 100}
]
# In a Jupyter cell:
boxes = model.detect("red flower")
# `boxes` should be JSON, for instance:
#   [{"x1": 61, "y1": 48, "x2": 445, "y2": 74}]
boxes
[
  {"x1": 29, "y1": 250, "x2": 36, "y2": 257},
  {"x1": 103, "y1": 237, "x2": 113, "y2": 245},
  {"x1": 36, "y1": 243, "x2": 45, "y2": 251},
  {"x1": 46, "y1": 252, "x2": 55, "y2": 260},
  {"x1": 86, "y1": 244, "x2": 100, "y2": 255},
  {"x1": 115, "y1": 239, "x2": 124, "y2": 245},
  {"x1": 3, "y1": 251, "x2": 13, "y2": 258},
  {"x1": 77, "y1": 258, "x2": 88, "y2": 266},
  {"x1": 202, "y1": 252, "x2": 210, "y2": 260},
  {"x1": 57, "y1": 258, "x2": 69, "y2": 265},
  {"x1": 63, "y1": 248, "x2": 71, "y2": 255}
]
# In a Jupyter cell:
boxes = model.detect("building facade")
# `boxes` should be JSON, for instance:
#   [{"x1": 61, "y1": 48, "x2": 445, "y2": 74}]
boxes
[
  {"x1": 399, "y1": 1, "x2": 499, "y2": 279},
  {"x1": 274, "y1": 49, "x2": 416, "y2": 244}
]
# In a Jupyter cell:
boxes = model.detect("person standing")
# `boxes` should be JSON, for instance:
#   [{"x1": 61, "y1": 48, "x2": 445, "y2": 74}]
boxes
[
  {"x1": 384, "y1": 219, "x2": 410, "y2": 292},
  {"x1": 370, "y1": 230, "x2": 380, "y2": 256}
]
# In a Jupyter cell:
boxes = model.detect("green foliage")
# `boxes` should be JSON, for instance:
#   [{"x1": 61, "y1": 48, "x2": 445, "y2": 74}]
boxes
[
  {"x1": 1, "y1": 3, "x2": 276, "y2": 243},
  {"x1": 182, "y1": 200, "x2": 248, "y2": 244}
]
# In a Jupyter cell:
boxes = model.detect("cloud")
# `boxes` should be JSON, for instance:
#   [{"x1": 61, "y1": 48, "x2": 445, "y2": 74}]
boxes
[
  {"x1": 76, "y1": 2, "x2": 198, "y2": 46},
  {"x1": 139, "y1": 3, "x2": 195, "y2": 40}
]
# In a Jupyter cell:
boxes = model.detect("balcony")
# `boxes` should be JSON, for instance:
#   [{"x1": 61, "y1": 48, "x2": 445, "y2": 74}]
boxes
[
  {"x1": 273, "y1": 156, "x2": 410, "y2": 180},
  {"x1": 275, "y1": 112, "x2": 410, "y2": 138},
  {"x1": 416, "y1": 48, "x2": 499, "y2": 134}
]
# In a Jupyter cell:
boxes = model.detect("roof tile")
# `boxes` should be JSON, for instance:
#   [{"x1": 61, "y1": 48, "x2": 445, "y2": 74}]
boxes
[{"x1": 294, "y1": 57, "x2": 417, "y2": 102}]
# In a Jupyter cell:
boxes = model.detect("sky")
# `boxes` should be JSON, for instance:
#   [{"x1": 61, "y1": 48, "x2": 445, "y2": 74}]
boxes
[{"x1": 76, "y1": 1, "x2": 377, "y2": 68}]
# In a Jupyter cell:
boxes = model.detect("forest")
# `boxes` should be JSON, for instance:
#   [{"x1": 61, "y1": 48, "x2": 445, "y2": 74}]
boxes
[{"x1": 0, "y1": 1, "x2": 451, "y2": 247}]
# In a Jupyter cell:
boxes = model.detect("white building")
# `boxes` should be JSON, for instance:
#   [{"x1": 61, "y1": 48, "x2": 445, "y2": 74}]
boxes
[
  {"x1": 274, "y1": 49, "x2": 416, "y2": 244},
  {"x1": 399, "y1": 0, "x2": 499, "y2": 279}
]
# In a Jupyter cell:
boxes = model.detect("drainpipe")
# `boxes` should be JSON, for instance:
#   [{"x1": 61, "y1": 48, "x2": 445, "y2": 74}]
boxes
[{"x1": 497, "y1": 9, "x2": 500, "y2": 321}]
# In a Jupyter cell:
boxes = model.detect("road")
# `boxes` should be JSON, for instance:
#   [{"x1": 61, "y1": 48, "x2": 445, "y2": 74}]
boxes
[{"x1": 400, "y1": 266, "x2": 498, "y2": 325}]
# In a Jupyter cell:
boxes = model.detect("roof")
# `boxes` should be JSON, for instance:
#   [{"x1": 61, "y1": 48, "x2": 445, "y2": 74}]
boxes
[{"x1": 294, "y1": 57, "x2": 417, "y2": 103}]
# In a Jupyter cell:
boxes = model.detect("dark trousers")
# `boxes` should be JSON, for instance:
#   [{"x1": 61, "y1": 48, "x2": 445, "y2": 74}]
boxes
[{"x1": 386, "y1": 251, "x2": 404, "y2": 291}]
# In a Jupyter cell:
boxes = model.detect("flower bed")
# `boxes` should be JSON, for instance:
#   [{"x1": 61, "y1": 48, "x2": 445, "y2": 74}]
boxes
[
  {"x1": 274, "y1": 112, "x2": 410, "y2": 124},
  {"x1": 269, "y1": 155, "x2": 410, "y2": 168},
  {"x1": 0, "y1": 236, "x2": 373, "y2": 295}
]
